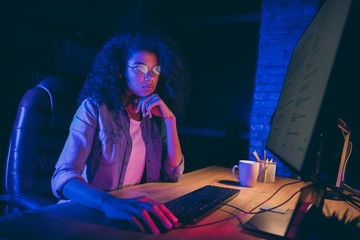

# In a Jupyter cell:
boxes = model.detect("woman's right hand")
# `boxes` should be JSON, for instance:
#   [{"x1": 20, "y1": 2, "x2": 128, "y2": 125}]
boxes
[{"x1": 101, "y1": 195, "x2": 178, "y2": 234}]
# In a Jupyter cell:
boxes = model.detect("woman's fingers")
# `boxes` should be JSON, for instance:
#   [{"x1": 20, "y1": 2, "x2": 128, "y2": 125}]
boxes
[
  {"x1": 135, "y1": 94, "x2": 161, "y2": 117},
  {"x1": 140, "y1": 197, "x2": 177, "y2": 223},
  {"x1": 103, "y1": 197, "x2": 175, "y2": 234},
  {"x1": 125, "y1": 202, "x2": 160, "y2": 234},
  {"x1": 136, "y1": 196, "x2": 174, "y2": 231},
  {"x1": 145, "y1": 99, "x2": 161, "y2": 118},
  {"x1": 106, "y1": 207, "x2": 148, "y2": 234},
  {"x1": 135, "y1": 94, "x2": 158, "y2": 116},
  {"x1": 130, "y1": 216, "x2": 145, "y2": 233},
  {"x1": 159, "y1": 204, "x2": 178, "y2": 224},
  {"x1": 134, "y1": 94, "x2": 174, "y2": 119},
  {"x1": 151, "y1": 205, "x2": 173, "y2": 229},
  {"x1": 141, "y1": 210, "x2": 160, "y2": 234}
]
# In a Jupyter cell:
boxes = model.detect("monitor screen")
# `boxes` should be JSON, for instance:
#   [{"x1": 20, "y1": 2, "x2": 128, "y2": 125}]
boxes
[{"x1": 265, "y1": 0, "x2": 355, "y2": 182}]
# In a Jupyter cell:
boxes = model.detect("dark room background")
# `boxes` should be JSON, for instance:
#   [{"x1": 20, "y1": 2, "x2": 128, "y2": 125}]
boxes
[
  {"x1": 2, "y1": 0, "x2": 360, "y2": 214},
  {"x1": 1, "y1": 0, "x2": 261, "y2": 194},
  {"x1": 2, "y1": 0, "x2": 360, "y2": 195},
  {"x1": 151, "y1": 1, "x2": 261, "y2": 172}
]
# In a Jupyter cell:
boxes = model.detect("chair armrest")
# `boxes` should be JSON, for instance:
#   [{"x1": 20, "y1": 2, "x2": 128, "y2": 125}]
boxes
[
  {"x1": 5, "y1": 194, "x2": 55, "y2": 211},
  {"x1": 0, "y1": 194, "x2": 11, "y2": 216}
]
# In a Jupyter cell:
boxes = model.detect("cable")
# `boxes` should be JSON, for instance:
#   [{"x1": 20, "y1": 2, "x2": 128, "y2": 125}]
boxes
[
  {"x1": 342, "y1": 141, "x2": 352, "y2": 182},
  {"x1": 329, "y1": 184, "x2": 360, "y2": 202},
  {"x1": 250, "y1": 189, "x2": 302, "y2": 214},
  {"x1": 224, "y1": 189, "x2": 303, "y2": 215},
  {"x1": 326, "y1": 186, "x2": 360, "y2": 211},
  {"x1": 173, "y1": 180, "x2": 303, "y2": 230},
  {"x1": 338, "y1": 118, "x2": 353, "y2": 185},
  {"x1": 343, "y1": 198, "x2": 360, "y2": 212},
  {"x1": 348, "y1": 197, "x2": 360, "y2": 204},
  {"x1": 223, "y1": 203, "x2": 247, "y2": 213},
  {"x1": 343, "y1": 196, "x2": 360, "y2": 211},
  {"x1": 344, "y1": 184, "x2": 360, "y2": 197}
]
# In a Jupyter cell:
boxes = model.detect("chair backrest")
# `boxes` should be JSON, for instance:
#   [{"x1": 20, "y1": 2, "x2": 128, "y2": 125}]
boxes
[{"x1": 5, "y1": 77, "x2": 83, "y2": 207}]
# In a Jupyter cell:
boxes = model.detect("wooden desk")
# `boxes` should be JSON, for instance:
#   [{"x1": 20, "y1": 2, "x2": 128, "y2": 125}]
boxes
[{"x1": 0, "y1": 166, "x2": 346, "y2": 239}]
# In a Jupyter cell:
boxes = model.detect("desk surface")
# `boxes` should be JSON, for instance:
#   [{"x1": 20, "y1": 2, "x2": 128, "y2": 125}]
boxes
[{"x1": 0, "y1": 166, "x2": 357, "y2": 239}]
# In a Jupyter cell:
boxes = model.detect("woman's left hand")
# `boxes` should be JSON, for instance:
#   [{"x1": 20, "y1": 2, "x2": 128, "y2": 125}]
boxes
[{"x1": 135, "y1": 94, "x2": 174, "y2": 119}]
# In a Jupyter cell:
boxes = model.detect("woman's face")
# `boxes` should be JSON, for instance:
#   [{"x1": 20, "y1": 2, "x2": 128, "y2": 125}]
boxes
[{"x1": 125, "y1": 50, "x2": 160, "y2": 98}]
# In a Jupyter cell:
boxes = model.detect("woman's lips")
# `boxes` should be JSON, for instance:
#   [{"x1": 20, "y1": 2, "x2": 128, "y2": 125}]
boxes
[{"x1": 143, "y1": 86, "x2": 154, "y2": 91}]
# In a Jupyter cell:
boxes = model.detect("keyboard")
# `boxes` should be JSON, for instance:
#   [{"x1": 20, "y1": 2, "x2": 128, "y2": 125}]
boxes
[{"x1": 164, "y1": 185, "x2": 240, "y2": 224}]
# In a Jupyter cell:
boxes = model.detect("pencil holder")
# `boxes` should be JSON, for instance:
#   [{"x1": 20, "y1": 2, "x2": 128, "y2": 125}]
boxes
[{"x1": 258, "y1": 161, "x2": 277, "y2": 183}]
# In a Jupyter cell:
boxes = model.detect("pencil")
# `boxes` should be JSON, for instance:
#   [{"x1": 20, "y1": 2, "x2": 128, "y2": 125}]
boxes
[
  {"x1": 264, "y1": 159, "x2": 269, "y2": 182},
  {"x1": 253, "y1": 151, "x2": 261, "y2": 162}
]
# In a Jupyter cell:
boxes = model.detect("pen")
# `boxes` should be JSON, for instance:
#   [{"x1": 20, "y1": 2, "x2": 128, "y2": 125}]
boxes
[
  {"x1": 264, "y1": 159, "x2": 269, "y2": 183},
  {"x1": 264, "y1": 151, "x2": 266, "y2": 162}
]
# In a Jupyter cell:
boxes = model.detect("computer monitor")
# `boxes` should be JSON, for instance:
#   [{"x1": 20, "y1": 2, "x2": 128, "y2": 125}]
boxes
[
  {"x1": 265, "y1": 0, "x2": 358, "y2": 186},
  {"x1": 245, "y1": 0, "x2": 359, "y2": 237}
]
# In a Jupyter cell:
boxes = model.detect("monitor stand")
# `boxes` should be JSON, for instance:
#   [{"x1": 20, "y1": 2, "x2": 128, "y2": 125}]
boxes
[
  {"x1": 335, "y1": 119, "x2": 352, "y2": 190},
  {"x1": 321, "y1": 119, "x2": 352, "y2": 203}
]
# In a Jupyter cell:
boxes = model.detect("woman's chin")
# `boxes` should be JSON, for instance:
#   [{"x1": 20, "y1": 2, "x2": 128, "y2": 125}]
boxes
[{"x1": 142, "y1": 91, "x2": 154, "y2": 97}]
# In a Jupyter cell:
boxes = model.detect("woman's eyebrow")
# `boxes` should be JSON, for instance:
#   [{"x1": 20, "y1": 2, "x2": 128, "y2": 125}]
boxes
[
  {"x1": 132, "y1": 61, "x2": 145, "y2": 65},
  {"x1": 132, "y1": 62, "x2": 160, "y2": 67}
]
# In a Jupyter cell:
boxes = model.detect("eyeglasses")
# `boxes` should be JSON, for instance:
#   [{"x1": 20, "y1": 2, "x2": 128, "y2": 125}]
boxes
[{"x1": 127, "y1": 64, "x2": 161, "y2": 77}]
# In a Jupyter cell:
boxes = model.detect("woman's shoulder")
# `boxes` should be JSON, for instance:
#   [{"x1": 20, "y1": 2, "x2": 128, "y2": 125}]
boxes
[
  {"x1": 79, "y1": 97, "x2": 119, "y2": 119},
  {"x1": 76, "y1": 97, "x2": 103, "y2": 118},
  {"x1": 78, "y1": 97, "x2": 97, "y2": 109},
  {"x1": 80, "y1": 97, "x2": 109, "y2": 111}
]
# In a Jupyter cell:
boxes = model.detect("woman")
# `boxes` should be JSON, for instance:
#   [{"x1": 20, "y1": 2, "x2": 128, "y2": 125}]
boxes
[{"x1": 51, "y1": 28, "x2": 190, "y2": 234}]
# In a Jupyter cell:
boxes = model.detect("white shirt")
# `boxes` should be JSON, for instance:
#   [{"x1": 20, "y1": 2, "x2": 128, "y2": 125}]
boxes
[{"x1": 123, "y1": 118, "x2": 146, "y2": 186}]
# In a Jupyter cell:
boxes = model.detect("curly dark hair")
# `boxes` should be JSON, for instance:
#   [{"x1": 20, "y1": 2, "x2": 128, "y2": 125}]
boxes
[{"x1": 78, "y1": 27, "x2": 190, "y2": 116}]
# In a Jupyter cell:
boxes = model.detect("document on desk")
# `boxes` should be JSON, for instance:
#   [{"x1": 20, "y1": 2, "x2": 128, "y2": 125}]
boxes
[
  {"x1": 260, "y1": 203, "x2": 288, "y2": 214},
  {"x1": 244, "y1": 208, "x2": 294, "y2": 237}
]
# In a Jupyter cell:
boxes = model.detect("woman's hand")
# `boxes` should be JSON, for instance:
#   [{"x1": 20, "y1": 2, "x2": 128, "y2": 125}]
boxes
[
  {"x1": 135, "y1": 94, "x2": 174, "y2": 119},
  {"x1": 101, "y1": 195, "x2": 178, "y2": 234}
]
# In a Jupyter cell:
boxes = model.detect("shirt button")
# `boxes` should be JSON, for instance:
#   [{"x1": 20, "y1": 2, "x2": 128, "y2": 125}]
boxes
[{"x1": 148, "y1": 159, "x2": 150, "y2": 162}]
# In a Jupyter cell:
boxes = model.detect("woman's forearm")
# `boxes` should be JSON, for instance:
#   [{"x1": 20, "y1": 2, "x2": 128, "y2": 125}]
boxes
[
  {"x1": 62, "y1": 178, "x2": 177, "y2": 234},
  {"x1": 164, "y1": 117, "x2": 183, "y2": 168},
  {"x1": 62, "y1": 178, "x2": 115, "y2": 211}
]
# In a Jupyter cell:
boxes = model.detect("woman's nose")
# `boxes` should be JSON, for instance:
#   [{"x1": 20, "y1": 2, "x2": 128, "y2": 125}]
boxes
[{"x1": 144, "y1": 71, "x2": 154, "y2": 81}]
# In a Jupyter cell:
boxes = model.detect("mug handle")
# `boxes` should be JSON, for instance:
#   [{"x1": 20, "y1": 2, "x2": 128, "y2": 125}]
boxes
[{"x1": 232, "y1": 165, "x2": 240, "y2": 182}]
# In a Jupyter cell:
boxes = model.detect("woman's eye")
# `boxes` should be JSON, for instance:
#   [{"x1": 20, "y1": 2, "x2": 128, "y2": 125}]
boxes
[
  {"x1": 136, "y1": 65, "x2": 148, "y2": 73},
  {"x1": 153, "y1": 66, "x2": 161, "y2": 75}
]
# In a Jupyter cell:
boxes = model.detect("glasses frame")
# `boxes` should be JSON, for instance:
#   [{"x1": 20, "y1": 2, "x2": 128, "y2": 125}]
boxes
[{"x1": 127, "y1": 64, "x2": 161, "y2": 78}]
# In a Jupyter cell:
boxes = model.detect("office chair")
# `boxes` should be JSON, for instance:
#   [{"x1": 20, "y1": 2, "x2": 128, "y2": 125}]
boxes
[{"x1": 0, "y1": 77, "x2": 83, "y2": 213}]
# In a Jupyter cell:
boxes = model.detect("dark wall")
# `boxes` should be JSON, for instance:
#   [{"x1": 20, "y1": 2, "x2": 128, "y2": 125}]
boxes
[
  {"x1": 1, "y1": 1, "x2": 261, "y2": 193},
  {"x1": 150, "y1": 1, "x2": 261, "y2": 171},
  {"x1": 1, "y1": 0, "x2": 147, "y2": 194}
]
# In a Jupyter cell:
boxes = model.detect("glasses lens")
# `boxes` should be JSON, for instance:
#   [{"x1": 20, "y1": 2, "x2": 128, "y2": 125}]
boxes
[
  {"x1": 152, "y1": 65, "x2": 161, "y2": 75},
  {"x1": 135, "y1": 64, "x2": 149, "y2": 74}
]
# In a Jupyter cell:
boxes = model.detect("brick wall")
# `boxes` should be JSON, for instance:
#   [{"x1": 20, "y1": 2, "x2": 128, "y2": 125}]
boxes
[{"x1": 249, "y1": 0, "x2": 318, "y2": 177}]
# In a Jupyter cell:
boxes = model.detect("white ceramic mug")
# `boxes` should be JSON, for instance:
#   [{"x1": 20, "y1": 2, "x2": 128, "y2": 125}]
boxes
[{"x1": 232, "y1": 160, "x2": 259, "y2": 187}]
